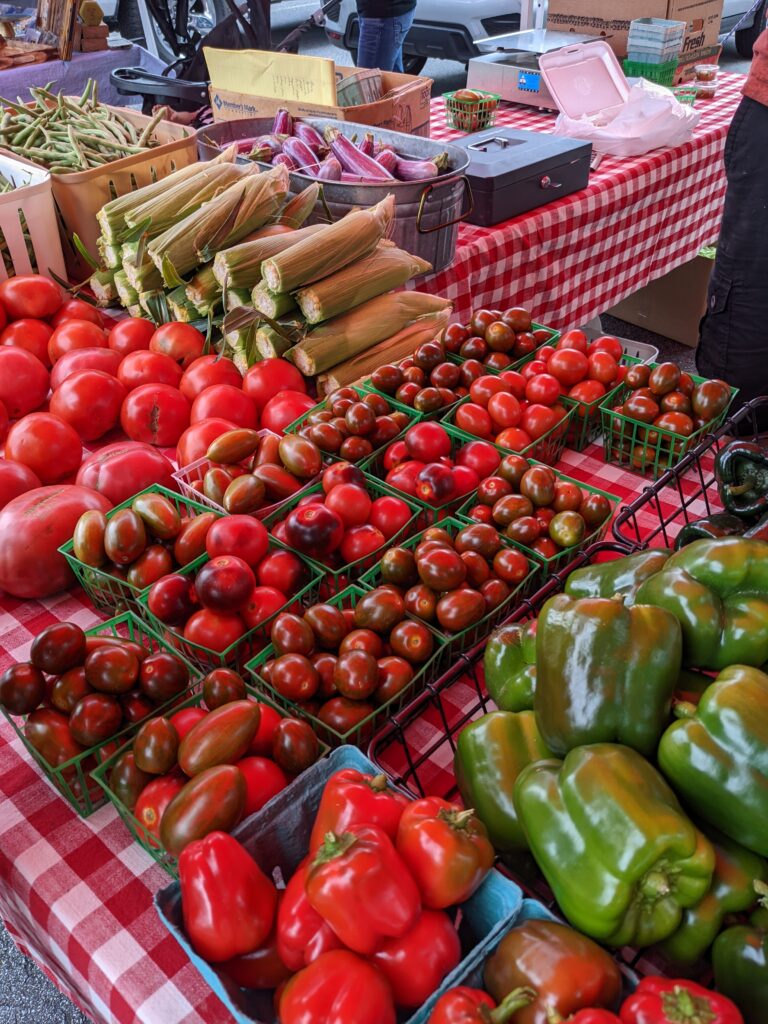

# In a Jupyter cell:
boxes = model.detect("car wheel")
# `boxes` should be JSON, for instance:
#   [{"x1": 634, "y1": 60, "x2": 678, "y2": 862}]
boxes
[
  {"x1": 735, "y1": 0, "x2": 768, "y2": 59},
  {"x1": 346, "y1": 49, "x2": 427, "y2": 75}
]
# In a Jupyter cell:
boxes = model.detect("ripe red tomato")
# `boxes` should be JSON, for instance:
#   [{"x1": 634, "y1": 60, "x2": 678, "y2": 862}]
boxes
[
  {"x1": 0, "y1": 460, "x2": 40, "y2": 510},
  {"x1": 0, "y1": 399, "x2": 7, "y2": 443},
  {"x1": 147, "y1": 573, "x2": 197, "y2": 626},
  {"x1": 76, "y1": 442, "x2": 176, "y2": 504},
  {"x1": 241, "y1": 585, "x2": 287, "y2": 631},
  {"x1": 522, "y1": 404, "x2": 561, "y2": 440},
  {"x1": 134, "y1": 775, "x2": 185, "y2": 843},
  {"x1": 548, "y1": 348, "x2": 589, "y2": 388},
  {"x1": 588, "y1": 335, "x2": 623, "y2": 362},
  {"x1": 49, "y1": 369, "x2": 127, "y2": 441},
  {"x1": 325, "y1": 483, "x2": 372, "y2": 528},
  {"x1": 556, "y1": 329, "x2": 588, "y2": 353},
  {"x1": 0, "y1": 274, "x2": 62, "y2": 320},
  {"x1": 340, "y1": 524, "x2": 386, "y2": 564},
  {"x1": 108, "y1": 317, "x2": 155, "y2": 357},
  {"x1": 568, "y1": 380, "x2": 606, "y2": 407},
  {"x1": 183, "y1": 609, "x2": 245, "y2": 653},
  {"x1": 238, "y1": 756, "x2": 288, "y2": 816},
  {"x1": 386, "y1": 460, "x2": 424, "y2": 496},
  {"x1": 191, "y1": 385, "x2": 258, "y2": 428},
  {"x1": 243, "y1": 359, "x2": 306, "y2": 413},
  {"x1": 383, "y1": 440, "x2": 408, "y2": 472},
  {"x1": 180, "y1": 354, "x2": 243, "y2": 401},
  {"x1": 285, "y1": 504, "x2": 344, "y2": 556},
  {"x1": 117, "y1": 349, "x2": 183, "y2": 391},
  {"x1": 249, "y1": 702, "x2": 283, "y2": 755},
  {"x1": 261, "y1": 390, "x2": 315, "y2": 434},
  {"x1": 176, "y1": 418, "x2": 237, "y2": 468},
  {"x1": 6, "y1": 413, "x2": 82, "y2": 484},
  {"x1": 520, "y1": 360, "x2": 547, "y2": 382},
  {"x1": 494, "y1": 426, "x2": 533, "y2": 452},
  {"x1": 487, "y1": 391, "x2": 521, "y2": 429},
  {"x1": 405, "y1": 422, "x2": 452, "y2": 462},
  {"x1": 48, "y1": 320, "x2": 107, "y2": 364},
  {"x1": 50, "y1": 299, "x2": 103, "y2": 328},
  {"x1": 0, "y1": 319, "x2": 53, "y2": 367},
  {"x1": 368, "y1": 494, "x2": 412, "y2": 539},
  {"x1": 206, "y1": 515, "x2": 269, "y2": 568},
  {"x1": 469, "y1": 375, "x2": 508, "y2": 407},
  {"x1": 0, "y1": 484, "x2": 112, "y2": 598},
  {"x1": 121, "y1": 384, "x2": 191, "y2": 446},
  {"x1": 0, "y1": 347, "x2": 49, "y2": 418},
  {"x1": 456, "y1": 440, "x2": 501, "y2": 479},
  {"x1": 587, "y1": 352, "x2": 619, "y2": 385},
  {"x1": 169, "y1": 707, "x2": 207, "y2": 741},
  {"x1": 149, "y1": 322, "x2": 205, "y2": 368},
  {"x1": 257, "y1": 549, "x2": 305, "y2": 595},
  {"x1": 455, "y1": 402, "x2": 493, "y2": 438},
  {"x1": 452, "y1": 464, "x2": 480, "y2": 496},
  {"x1": 525, "y1": 374, "x2": 561, "y2": 406},
  {"x1": 499, "y1": 370, "x2": 527, "y2": 400},
  {"x1": 196, "y1": 555, "x2": 255, "y2": 612},
  {"x1": 49, "y1": 346, "x2": 121, "y2": 389}
]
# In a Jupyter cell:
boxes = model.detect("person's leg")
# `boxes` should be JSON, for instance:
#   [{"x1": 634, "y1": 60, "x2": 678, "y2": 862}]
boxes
[
  {"x1": 390, "y1": 8, "x2": 416, "y2": 74},
  {"x1": 698, "y1": 97, "x2": 768, "y2": 428},
  {"x1": 357, "y1": 16, "x2": 386, "y2": 69}
]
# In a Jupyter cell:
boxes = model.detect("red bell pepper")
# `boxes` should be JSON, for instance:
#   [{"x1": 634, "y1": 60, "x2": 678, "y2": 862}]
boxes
[
  {"x1": 556, "y1": 1012, "x2": 622, "y2": 1024},
  {"x1": 178, "y1": 831, "x2": 277, "y2": 963},
  {"x1": 305, "y1": 823, "x2": 421, "y2": 955},
  {"x1": 278, "y1": 949, "x2": 396, "y2": 1024},
  {"x1": 620, "y1": 978, "x2": 744, "y2": 1024},
  {"x1": 372, "y1": 908, "x2": 461, "y2": 1009},
  {"x1": 309, "y1": 769, "x2": 408, "y2": 853},
  {"x1": 276, "y1": 856, "x2": 342, "y2": 971},
  {"x1": 218, "y1": 923, "x2": 292, "y2": 990},
  {"x1": 428, "y1": 986, "x2": 536, "y2": 1024},
  {"x1": 396, "y1": 796, "x2": 495, "y2": 909}
]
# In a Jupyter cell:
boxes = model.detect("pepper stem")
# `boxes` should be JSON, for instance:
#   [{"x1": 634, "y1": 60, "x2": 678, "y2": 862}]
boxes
[
  {"x1": 672, "y1": 701, "x2": 698, "y2": 720},
  {"x1": 640, "y1": 869, "x2": 671, "y2": 899},
  {"x1": 724, "y1": 478, "x2": 755, "y2": 496},
  {"x1": 367, "y1": 774, "x2": 389, "y2": 792},
  {"x1": 437, "y1": 807, "x2": 477, "y2": 831},
  {"x1": 486, "y1": 988, "x2": 537, "y2": 1024},
  {"x1": 310, "y1": 831, "x2": 358, "y2": 868},
  {"x1": 660, "y1": 985, "x2": 716, "y2": 1024}
]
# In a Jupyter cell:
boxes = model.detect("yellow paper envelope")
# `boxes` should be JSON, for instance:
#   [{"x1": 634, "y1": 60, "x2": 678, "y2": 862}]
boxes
[{"x1": 204, "y1": 48, "x2": 337, "y2": 106}]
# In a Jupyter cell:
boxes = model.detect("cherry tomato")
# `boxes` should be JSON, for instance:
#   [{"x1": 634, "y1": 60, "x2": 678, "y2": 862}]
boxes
[
  {"x1": 556, "y1": 329, "x2": 588, "y2": 353},
  {"x1": 243, "y1": 359, "x2": 306, "y2": 413},
  {"x1": 0, "y1": 459, "x2": 41, "y2": 509},
  {"x1": 0, "y1": 347, "x2": 49, "y2": 418},
  {"x1": 588, "y1": 335, "x2": 623, "y2": 361},
  {"x1": 455, "y1": 402, "x2": 493, "y2": 438},
  {"x1": 191, "y1": 385, "x2": 258, "y2": 429},
  {"x1": 494, "y1": 426, "x2": 533, "y2": 452},
  {"x1": 6, "y1": 413, "x2": 82, "y2": 484},
  {"x1": 121, "y1": 384, "x2": 191, "y2": 446},
  {"x1": 180, "y1": 354, "x2": 243, "y2": 401},
  {"x1": 548, "y1": 348, "x2": 589, "y2": 387},
  {"x1": 50, "y1": 299, "x2": 103, "y2": 328},
  {"x1": 237, "y1": 756, "x2": 288, "y2": 816},
  {"x1": 0, "y1": 274, "x2": 62, "y2": 320},
  {"x1": 48, "y1": 320, "x2": 106, "y2": 364},
  {"x1": 183, "y1": 609, "x2": 245, "y2": 653},
  {"x1": 134, "y1": 775, "x2": 185, "y2": 844},
  {"x1": 0, "y1": 318, "x2": 53, "y2": 366},
  {"x1": 149, "y1": 322, "x2": 205, "y2": 368},
  {"x1": 522, "y1": 404, "x2": 561, "y2": 440},
  {"x1": 117, "y1": 350, "x2": 183, "y2": 391},
  {"x1": 108, "y1": 318, "x2": 155, "y2": 357},
  {"x1": 49, "y1": 369, "x2": 127, "y2": 441},
  {"x1": 261, "y1": 390, "x2": 315, "y2": 434},
  {"x1": 525, "y1": 373, "x2": 561, "y2": 406}
]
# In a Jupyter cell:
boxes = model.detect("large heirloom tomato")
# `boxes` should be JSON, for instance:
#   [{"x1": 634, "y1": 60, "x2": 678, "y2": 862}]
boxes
[
  {"x1": 49, "y1": 370, "x2": 127, "y2": 441},
  {"x1": 0, "y1": 461, "x2": 41, "y2": 510},
  {"x1": 121, "y1": 384, "x2": 190, "y2": 446},
  {"x1": 149, "y1": 322, "x2": 205, "y2": 368},
  {"x1": 49, "y1": 347, "x2": 122, "y2": 389},
  {"x1": 243, "y1": 359, "x2": 306, "y2": 413},
  {"x1": 0, "y1": 274, "x2": 62, "y2": 320},
  {"x1": 76, "y1": 442, "x2": 176, "y2": 505},
  {"x1": 0, "y1": 347, "x2": 49, "y2": 419},
  {"x1": 5, "y1": 413, "x2": 82, "y2": 484},
  {"x1": 0, "y1": 485, "x2": 112, "y2": 598}
]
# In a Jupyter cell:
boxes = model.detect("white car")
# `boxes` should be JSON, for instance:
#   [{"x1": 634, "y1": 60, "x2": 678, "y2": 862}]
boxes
[{"x1": 324, "y1": 0, "x2": 768, "y2": 72}]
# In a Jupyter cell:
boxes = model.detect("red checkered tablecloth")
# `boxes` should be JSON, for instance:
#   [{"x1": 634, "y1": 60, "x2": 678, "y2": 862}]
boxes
[
  {"x1": 413, "y1": 73, "x2": 745, "y2": 327},
  {"x1": 0, "y1": 80, "x2": 744, "y2": 1024}
]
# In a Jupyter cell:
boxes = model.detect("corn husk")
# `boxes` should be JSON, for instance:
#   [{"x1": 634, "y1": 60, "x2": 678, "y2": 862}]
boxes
[
  {"x1": 252, "y1": 282, "x2": 297, "y2": 320},
  {"x1": 257, "y1": 324, "x2": 297, "y2": 358},
  {"x1": 318, "y1": 308, "x2": 451, "y2": 394},
  {"x1": 213, "y1": 223, "x2": 324, "y2": 291},
  {"x1": 148, "y1": 164, "x2": 290, "y2": 285},
  {"x1": 277, "y1": 183, "x2": 321, "y2": 228},
  {"x1": 186, "y1": 265, "x2": 220, "y2": 309},
  {"x1": 124, "y1": 256, "x2": 164, "y2": 292},
  {"x1": 98, "y1": 238, "x2": 122, "y2": 269},
  {"x1": 296, "y1": 243, "x2": 432, "y2": 324},
  {"x1": 114, "y1": 269, "x2": 139, "y2": 308},
  {"x1": 89, "y1": 269, "x2": 117, "y2": 306},
  {"x1": 287, "y1": 291, "x2": 451, "y2": 376},
  {"x1": 168, "y1": 286, "x2": 201, "y2": 322},
  {"x1": 125, "y1": 163, "x2": 245, "y2": 238},
  {"x1": 139, "y1": 290, "x2": 166, "y2": 318},
  {"x1": 262, "y1": 195, "x2": 394, "y2": 294}
]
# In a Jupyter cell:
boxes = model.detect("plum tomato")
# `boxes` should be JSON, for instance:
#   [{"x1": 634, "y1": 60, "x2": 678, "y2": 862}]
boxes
[
  {"x1": 692, "y1": 379, "x2": 731, "y2": 422},
  {"x1": 261, "y1": 390, "x2": 315, "y2": 434},
  {"x1": 195, "y1": 555, "x2": 256, "y2": 613},
  {"x1": 48, "y1": 320, "x2": 106, "y2": 364},
  {"x1": 521, "y1": 404, "x2": 563, "y2": 441},
  {"x1": 271, "y1": 718, "x2": 320, "y2": 774},
  {"x1": 191, "y1": 385, "x2": 258, "y2": 429},
  {"x1": 270, "y1": 653, "x2": 319, "y2": 701},
  {"x1": 404, "y1": 422, "x2": 451, "y2": 462},
  {"x1": 139, "y1": 652, "x2": 189, "y2": 703},
  {"x1": 49, "y1": 369, "x2": 127, "y2": 441},
  {"x1": 0, "y1": 663, "x2": 46, "y2": 715},
  {"x1": 5, "y1": 413, "x2": 82, "y2": 484},
  {"x1": 368, "y1": 495, "x2": 412, "y2": 540},
  {"x1": 549, "y1": 510, "x2": 586, "y2": 549},
  {"x1": 334, "y1": 649, "x2": 378, "y2": 700},
  {"x1": 149, "y1": 322, "x2": 205, "y2": 368},
  {"x1": 325, "y1": 483, "x2": 372, "y2": 528},
  {"x1": 0, "y1": 274, "x2": 61, "y2": 320},
  {"x1": 520, "y1": 466, "x2": 556, "y2": 506},
  {"x1": 243, "y1": 359, "x2": 306, "y2": 413},
  {"x1": 648, "y1": 362, "x2": 681, "y2": 397},
  {"x1": 147, "y1": 573, "x2": 197, "y2": 626},
  {"x1": 587, "y1": 351, "x2": 619, "y2": 385},
  {"x1": 108, "y1": 318, "x2": 155, "y2": 357},
  {"x1": 257, "y1": 548, "x2": 305, "y2": 596},
  {"x1": 340, "y1": 524, "x2": 386, "y2": 565},
  {"x1": 0, "y1": 347, "x2": 49, "y2": 419},
  {"x1": 183, "y1": 609, "x2": 245, "y2": 653},
  {"x1": 202, "y1": 667, "x2": 247, "y2": 709},
  {"x1": 383, "y1": 440, "x2": 409, "y2": 473},
  {"x1": 205, "y1": 515, "x2": 269, "y2": 568},
  {"x1": 580, "y1": 493, "x2": 612, "y2": 529},
  {"x1": 494, "y1": 427, "x2": 533, "y2": 452},
  {"x1": 455, "y1": 402, "x2": 493, "y2": 439},
  {"x1": 493, "y1": 547, "x2": 530, "y2": 585},
  {"x1": 389, "y1": 620, "x2": 434, "y2": 664},
  {"x1": 501, "y1": 307, "x2": 532, "y2": 332},
  {"x1": 285, "y1": 504, "x2": 344, "y2": 556},
  {"x1": 120, "y1": 384, "x2": 191, "y2": 447},
  {"x1": 548, "y1": 348, "x2": 589, "y2": 387},
  {"x1": 1, "y1": 318, "x2": 53, "y2": 367},
  {"x1": 487, "y1": 392, "x2": 521, "y2": 430},
  {"x1": 520, "y1": 359, "x2": 547, "y2": 382}
]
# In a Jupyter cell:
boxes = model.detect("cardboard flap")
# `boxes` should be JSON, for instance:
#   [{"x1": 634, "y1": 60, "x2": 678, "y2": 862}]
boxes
[{"x1": 540, "y1": 40, "x2": 629, "y2": 118}]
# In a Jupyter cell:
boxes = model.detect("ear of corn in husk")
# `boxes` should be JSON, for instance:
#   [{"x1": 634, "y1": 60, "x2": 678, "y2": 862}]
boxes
[
  {"x1": 225, "y1": 288, "x2": 251, "y2": 309},
  {"x1": 258, "y1": 321, "x2": 305, "y2": 359},
  {"x1": 287, "y1": 290, "x2": 451, "y2": 376},
  {"x1": 123, "y1": 256, "x2": 164, "y2": 292},
  {"x1": 296, "y1": 243, "x2": 432, "y2": 324},
  {"x1": 114, "y1": 269, "x2": 139, "y2": 308},
  {"x1": 213, "y1": 223, "x2": 325, "y2": 290},
  {"x1": 186, "y1": 265, "x2": 220, "y2": 310},
  {"x1": 125, "y1": 161, "x2": 245, "y2": 237},
  {"x1": 167, "y1": 285, "x2": 201, "y2": 322},
  {"x1": 277, "y1": 183, "x2": 321, "y2": 228},
  {"x1": 262, "y1": 195, "x2": 394, "y2": 294},
  {"x1": 89, "y1": 269, "x2": 117, "y2": 306},
  {"x1": 252, "y1": 282, "x2": 297, "y2": 320},
  {"x1": 139, "y1": 289, "x2": 166, "y2": 318},
  {"x1": 317, "y1": 308, "x2": 451, "y2": 394},
  {"x1": 98, "y1": 238, "x2": 122, "y2": 269},
  {"x1": 148, "y1": 164, "x2": 290, "y2": 285}
]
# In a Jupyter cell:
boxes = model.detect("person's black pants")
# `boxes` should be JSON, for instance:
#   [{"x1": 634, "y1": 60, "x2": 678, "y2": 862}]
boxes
[{"x1": 697, "y1": 96, "x2": 768, "y2": 428}]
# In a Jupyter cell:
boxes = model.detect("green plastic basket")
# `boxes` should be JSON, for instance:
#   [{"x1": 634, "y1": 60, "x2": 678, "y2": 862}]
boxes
[
  {"x1": 91, "y1": 689, "x2": 329, "y2": 877},
  {"x1": 284, "y1": 384, "x2": 422, "y2": 462},
  {"x1": 456, "y1": 472, "x2": 621, "y2": 575},
  {"x1": 260, "y1": 473, "x2": 423, "y2": 594},
  {"x1": 443, "y1": 403, "x2": 576, "y2": 466},
  {"x1": 59, "y1": 485, "x2": 222, "y2": 615},
  {"x1": 450, "y1": 323, "x2": 561, "y2": 375},
  {"x1": 1, "y1": 612, "x2": 200, "y2": 818},
  {"x1": 135, "y1": 540, "x2": 324, "y2": 673},
  {"x1": 443, "y1": 89, "x2": 499, "y2": 132},
  {"x1": 358, "y1": 353, "x2": 468, "y2": 422},
  {"x1": 246, "y1": 585, "x2": 448, "y2": 748},
  {"x1": 359, "y1": 517, "x2": 540, "y2": 653},
  {"x1": 599, "y1": 371, "x2": 738, "y2": 481},
  {"x1": 623, "y1": 58, "x2": 678, "y2": 85}
]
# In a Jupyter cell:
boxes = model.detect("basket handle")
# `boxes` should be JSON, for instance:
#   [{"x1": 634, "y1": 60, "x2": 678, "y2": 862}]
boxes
[{"x1": 416, "y1": 175, "x2": 473, "y2": 235}]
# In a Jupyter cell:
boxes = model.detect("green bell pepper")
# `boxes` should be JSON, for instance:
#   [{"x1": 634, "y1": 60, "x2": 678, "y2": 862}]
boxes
[
  {"x1": 674, "y1": 513, "x2": 746, "y2": 550},
  {"x1": 657, "y1": 664, "x2": 768, "y2": 856},
  {"x1": 514, "y1": 743, "x2": 715, "y2": 948},
  {"x1": 715, "y1": 439, "x2": 768, "y2": 519},
  {"x1": 454, "y1": 710, "x2": 553, "y2": 853},
  {"x1": 657, "y1": 826, "x2": 767, "y2": 965},
  {"x1": 483, "y1": 621, "x2": 537, "y2": 712},
  {"x1": 534, "y1": 593, "x2": 681, "y2": 757},
  {"x1": 634, "y1": 537, "x2": 768, "y2": 670},
  {"x1": 713, "y1": 882, "x2": 768, "y2": 1024},
  {"x1": 564, "y1": 548, "x2": 671, "y2": 600}
]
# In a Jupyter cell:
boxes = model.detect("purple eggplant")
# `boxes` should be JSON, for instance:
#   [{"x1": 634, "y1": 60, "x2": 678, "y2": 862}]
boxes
[
  {"x1": 293, "y1": 121, "x2": 327, "y2": 155},
  {"x1": 272, "y1": 108, "x2": 292, "y2": 136},
  {"x1": 329, "y1": 130, "x2": 394, "y2": 181},
  {"x1": 274, "y1": 152, "x2": 297, "y2": 170},
  {"x1": 340, "y1": 172, "x2": 368, "y2": 183},
  {"x1": 316, "y1": 156, "x2": 342, "y2": 181},
  {"x1": 376, "y1": 148, "x2": 398, "y2": 173},
  {"x1": 393, "y1": 155, "x2": 444, "y2": 181},
  {"x1": 283, "y1": 136, "x2": 320, "y2": 174},
  {"x1": 359, "y1": 132, "x2": 375, "y2": 157},
  {"x1": 247, "y1": 133, "x2": 285, "y2": 162}
]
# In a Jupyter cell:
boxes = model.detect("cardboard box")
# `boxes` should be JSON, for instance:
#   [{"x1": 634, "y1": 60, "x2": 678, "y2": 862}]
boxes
[
  {"x1": 209, "y1": 65, "x2": 433, "y2": 137},
  {"x1": 607, "y1": 254, "x2": 714, "y2": 348},
  {"x1": 546, "y1": 0, "x2": 724, "y2": 62}
]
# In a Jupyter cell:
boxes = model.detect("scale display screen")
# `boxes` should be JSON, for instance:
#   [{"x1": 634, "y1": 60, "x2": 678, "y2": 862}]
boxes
[{"x1": 517, "y1": 70, "x2": 541, "y2": 93}]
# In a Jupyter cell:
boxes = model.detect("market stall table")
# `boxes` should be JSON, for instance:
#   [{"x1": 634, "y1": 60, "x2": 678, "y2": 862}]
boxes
[{"x1": 417, "y1": 72, "x2": 744, "y2": 327}]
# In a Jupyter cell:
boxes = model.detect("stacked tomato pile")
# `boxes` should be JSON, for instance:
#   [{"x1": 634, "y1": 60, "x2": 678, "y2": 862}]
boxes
[
  {"x1": 440, "y1": 306, "x2": 552, "y2": 371},
  {"x1": 291, "y1": 386, "x2": 412, "y2": 461}
]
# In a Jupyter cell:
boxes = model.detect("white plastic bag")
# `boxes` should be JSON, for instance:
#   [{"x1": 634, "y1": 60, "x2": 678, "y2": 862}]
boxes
[{"x1": 551, "y1": 78, "x2": 700, "y2": 158}]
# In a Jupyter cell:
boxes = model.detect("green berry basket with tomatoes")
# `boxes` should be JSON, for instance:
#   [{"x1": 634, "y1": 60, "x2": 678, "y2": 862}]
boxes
[
  {"x1": 260, "y1": 471, "x2": 424, "y2": 595},
  {"x1": 91, "y1": 688, "x2": 328, "y2": 877},
  {"x1": 359, "y1": 351, "x2": 470, "y2": 422},
  {"x1": 600, "y1": 363, "x2": 738, "y2": 480},
  {"x1": 246, "y1": 585, "x2": 449, "y2": 749},
  {"x1": 59, "y1": 485, "x2": 224, "y2": 615},
  {"x1": 456, "y1": 465, "x2": 620, "y2": 575},
  {"x1": 359, "y1": 517, "x2": 540, "y2": 654},
  {"x1": 0, "y1": 612, "x2": 201, "y2": 817},
  {"x1": 444, "y1": 403, "x2": 576, "y2": 468}
]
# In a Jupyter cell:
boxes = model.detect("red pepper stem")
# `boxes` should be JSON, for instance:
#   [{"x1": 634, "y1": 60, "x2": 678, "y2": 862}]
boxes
[
  {"x1": 437, "y1": 807, "x2": 477, "y2": 831},
  {"x1": 368, "y1": 774, "x2": 389, "y2": 792},
  {"x1": 311, "y1": 831, "x2": 357, "y2": 867},
  {"x1": 486, "y1": 987, "x2": 537, "y2": 1024},
  {"x1": 660, "y1": 985, "x2": 716, "y2": 1024}
]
